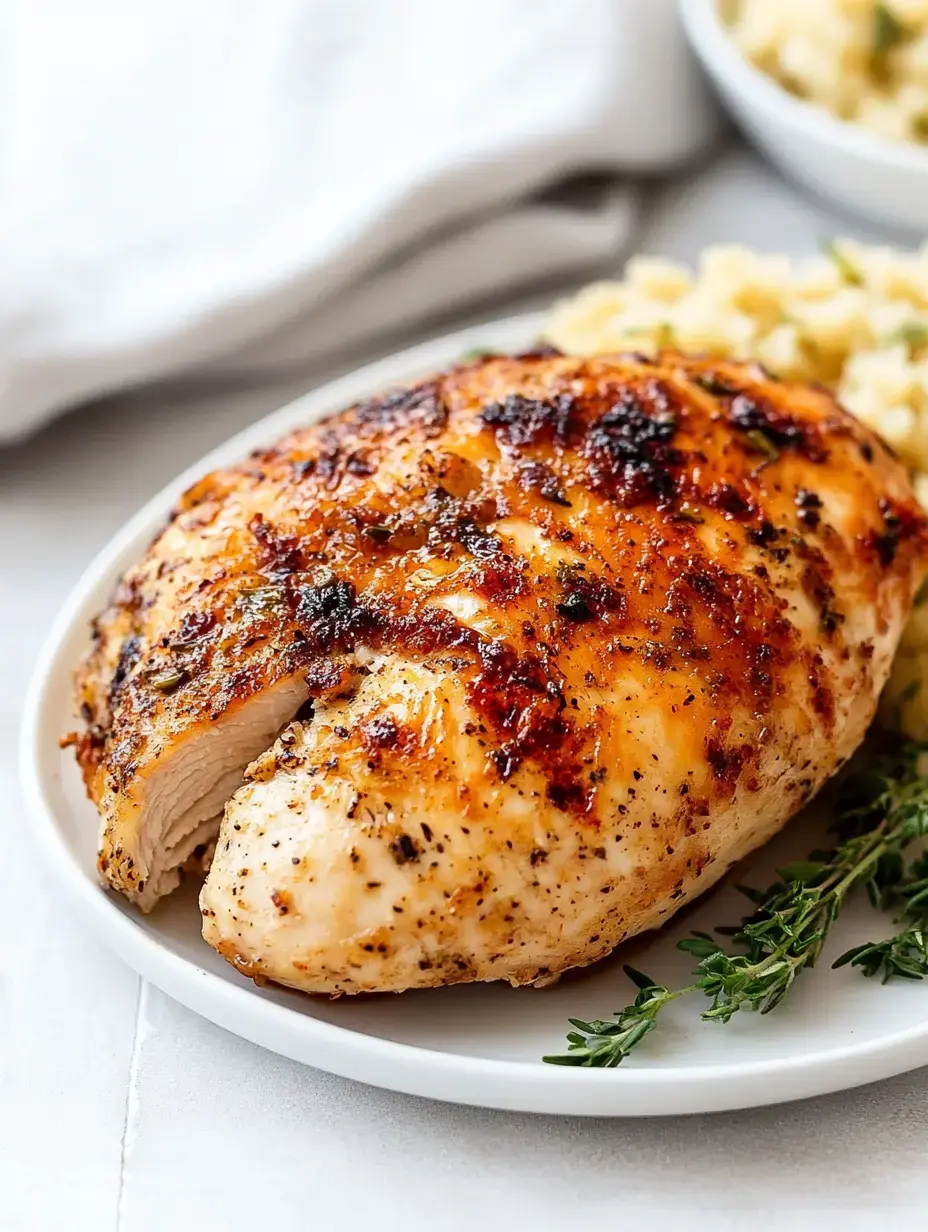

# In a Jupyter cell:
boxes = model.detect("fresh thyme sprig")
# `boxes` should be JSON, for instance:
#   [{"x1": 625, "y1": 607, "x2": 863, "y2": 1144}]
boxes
[
  {"x1": 543, "y1": 742, "x2": 928, "y2": 1067},
  {"x1": 545, "y1": 967, "x2": 685, "y2": 1068},
  {"x1": 834, "y1": 838, "x2": 928, "y2": 982},
  {"x1": 834, "y1": 925, "x2": 928, "y2": 982}
]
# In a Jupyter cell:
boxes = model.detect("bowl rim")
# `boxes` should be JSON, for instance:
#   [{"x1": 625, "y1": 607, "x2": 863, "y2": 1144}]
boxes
[{"x1": 679, "y1": 0, "x2": 928, "y2": 177}]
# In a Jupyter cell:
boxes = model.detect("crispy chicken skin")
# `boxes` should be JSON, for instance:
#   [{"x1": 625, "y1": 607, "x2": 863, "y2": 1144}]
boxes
[{"x1": 73, "y1": 349, "x2": 928, "y2": 993}]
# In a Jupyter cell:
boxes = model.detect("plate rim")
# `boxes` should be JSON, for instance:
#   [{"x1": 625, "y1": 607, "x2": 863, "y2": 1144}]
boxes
[{"x1": 21, "y1": 309, "x2": 928, "y2": 1116}]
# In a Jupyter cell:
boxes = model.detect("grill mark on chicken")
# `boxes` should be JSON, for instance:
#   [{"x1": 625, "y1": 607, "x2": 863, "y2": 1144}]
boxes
[
  {"x1": 73, "y1": 351, "x2": 928, "y2": 993},
  {"x1": 354, "y1": 382, "x2": 449, "y2": 435},
  {"x1": 581, "y1": 384, "x2": 683, "y2": 507},
  {"x1": 480, "y1": 392, "x2": 577, "y2": 446},
  {"x1": 470, "y1": 641, "x2": 578, "y2": 788},
  {"x1": 728, "y1": 391, "x2": 827, "y2": 462}
]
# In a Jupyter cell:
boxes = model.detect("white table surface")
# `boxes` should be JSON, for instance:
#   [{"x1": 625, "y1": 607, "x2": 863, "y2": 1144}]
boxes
[{"x1": 5, "y1": 147, "x2": 928, "y2": 1231}]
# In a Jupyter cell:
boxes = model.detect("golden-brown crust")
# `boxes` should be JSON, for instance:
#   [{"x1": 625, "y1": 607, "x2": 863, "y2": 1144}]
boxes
[
  {"x1": 77, "y1": 352, "x2": 924, "y2": 796},
  {"x1": 75, "y1": 349, "x2": 928, "y2": 933}
]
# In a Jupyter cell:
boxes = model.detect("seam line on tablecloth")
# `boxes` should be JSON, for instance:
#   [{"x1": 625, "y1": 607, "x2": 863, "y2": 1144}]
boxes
[{"x1": 115, "y1": 976, "x2": 146, "y2": 1232}]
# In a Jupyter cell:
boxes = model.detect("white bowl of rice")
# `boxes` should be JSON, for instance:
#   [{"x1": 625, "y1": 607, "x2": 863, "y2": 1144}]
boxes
[{"x1": 679, "y1": 0, "x2": 928, "y2": 232}]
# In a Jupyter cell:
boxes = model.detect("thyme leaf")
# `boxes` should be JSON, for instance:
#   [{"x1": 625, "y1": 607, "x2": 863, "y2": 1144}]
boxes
[
  {"x1": 873, "y1": 3, "x2": 906, "y2": 58},
  {"x1": 744, "y1": 428, "x2": 780, "y2": 464},
  {"x1": 894, "y1": 321, "x2": 928, "y2": 351},
  {"x1": 823, "y1": 240, "x2": 863, "y2": 287}
]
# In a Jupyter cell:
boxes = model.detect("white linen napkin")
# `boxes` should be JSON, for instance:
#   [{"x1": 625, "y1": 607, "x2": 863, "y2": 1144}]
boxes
[{"x1": 0, "y1": 0, "x2": 720, "y2": 442}]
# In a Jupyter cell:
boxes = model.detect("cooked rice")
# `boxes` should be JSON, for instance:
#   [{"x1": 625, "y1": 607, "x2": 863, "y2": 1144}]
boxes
[{"x1": 724, "y1": 0, "x2": 928, "y2": 148}]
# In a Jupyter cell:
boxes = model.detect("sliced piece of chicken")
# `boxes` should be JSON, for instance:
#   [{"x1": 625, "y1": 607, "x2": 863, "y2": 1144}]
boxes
[
  {"x1": 75, "y1": 572, "x2": 309, "y2": 908},
  {"x1": 75, "y1": 350, "x2": 927, "y2": 993}
]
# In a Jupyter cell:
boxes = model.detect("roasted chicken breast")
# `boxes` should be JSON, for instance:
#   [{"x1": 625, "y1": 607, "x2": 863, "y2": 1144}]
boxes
[{"x1": 73, "y1": 350, "x2": 927, "y2": 994}]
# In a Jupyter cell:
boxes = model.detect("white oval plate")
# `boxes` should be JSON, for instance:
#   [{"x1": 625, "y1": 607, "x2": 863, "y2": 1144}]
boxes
[{"x1": 22, "y1": 312, "x2": 928, "y2": 1116}]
